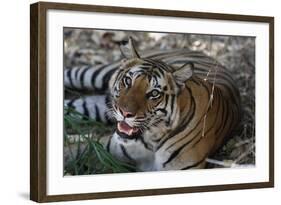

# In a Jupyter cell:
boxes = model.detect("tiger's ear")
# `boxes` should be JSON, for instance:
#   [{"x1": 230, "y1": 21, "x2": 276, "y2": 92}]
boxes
[
  {"x1": 119, "y1": 37, "x2": 140, "y2": 59},
  {"x1": 172, "y1": 62, "x2": 194, "y2": 84}
]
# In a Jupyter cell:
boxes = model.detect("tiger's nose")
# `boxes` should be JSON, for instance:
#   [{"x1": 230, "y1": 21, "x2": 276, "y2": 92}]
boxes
[{"x1": 120, "y1": 108, "x2": 135, "y2": 118}]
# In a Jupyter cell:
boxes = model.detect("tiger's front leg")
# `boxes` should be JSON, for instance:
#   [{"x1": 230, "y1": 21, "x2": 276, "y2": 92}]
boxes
[
  {"x1": 153, "y1": 152, "x2": 207, "y2": 171},
  {"x1": 100, "y1": 132, "x2": 155, "y2": 171}
]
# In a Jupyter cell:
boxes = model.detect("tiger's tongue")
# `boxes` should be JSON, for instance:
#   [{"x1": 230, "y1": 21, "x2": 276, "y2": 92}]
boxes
[{"x1": 117, "y1": 121, "x2": 138, "y2": 136}]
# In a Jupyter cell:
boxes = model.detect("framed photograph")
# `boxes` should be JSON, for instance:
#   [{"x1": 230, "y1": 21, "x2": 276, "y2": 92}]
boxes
[{"x1": 30, "y1": 1, "x2": 274, "y2": 202}]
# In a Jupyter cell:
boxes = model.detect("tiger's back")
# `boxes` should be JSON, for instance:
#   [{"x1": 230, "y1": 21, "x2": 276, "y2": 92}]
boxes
[{"x1": 154, "y1": 74, "x2": 240, "y2": 170}]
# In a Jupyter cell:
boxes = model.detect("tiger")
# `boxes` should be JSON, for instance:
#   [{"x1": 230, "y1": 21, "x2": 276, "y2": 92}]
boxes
[{"x1": 65, "y1": 37, "x2": 241, "y2": 171}]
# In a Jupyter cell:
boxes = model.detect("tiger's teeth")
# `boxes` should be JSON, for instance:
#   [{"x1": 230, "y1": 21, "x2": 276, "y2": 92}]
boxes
[{"x1": 128, "y1": 129, "x2": 133, "y2": 136}]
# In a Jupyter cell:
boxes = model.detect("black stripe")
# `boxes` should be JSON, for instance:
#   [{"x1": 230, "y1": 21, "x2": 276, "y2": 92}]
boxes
[
  {"x1": 91, "y1": 65, "x2": 108, "y2": 91},
  {"x1": 216, "y1": 97, "x2": 234, "y2": 139},
  {"x1": 193, "y1": 67, "x2": 231, "y2": 80},
  {"x1": 157, "y1": 64, "x2": 170, "y2": 73},
  {"x1": 168, "y1": 56, "x2": 220, "y2": 66},
  {"x1": 215, "y1": 92, "x2": 228, "y2": 134},
  {"x1": 111, "y1": 69, "x2": 124, "y2": 91},
  {"x1": 194, "y1": 70, "x2": 237, "y2": 98},
  {"x1": 139, "y1": 65, "x2": 150, "y2": 70},
  {"x1": 104, "y1": 94, "x2": 113, "y2": 124},
  {"x1": 66, "y1": 98, "x2": 77, "y2": 108},
  {"x1": 106, "y1": 136, "x2": 112, "y2": 152},
  {"x1": 102, "y1": 68, "x2": 117, "y2": 91},
  {"x1": 163, "y1": 95, "x2": 169, "y2": 109},
  {"x1": 218, "y1": 102, "x2": 232, "y2": 139},
  {"x1": 144, "y1": 59, "x2": 169, "y2": 73},
  {"x1": 194, "y1": 69, "x2": 233, "y2": 83},
  {"x1": 138, "y1": 135, "x2": 152, "y2": 151},
  {"x1": 105, "y1": 114, "x2": 114, "y2": 125},
  {"x1": 120, "y1": 144, "x2": 135, "y2": 162},
  {"x1": 145, "y1": 51, "x2": 177, "y2": 59},
  {"x1": 152, "y1": 98, "x2": 163, "y2": 109},
  {"x1": 82, "y1": 101, "x2": 89, "y2": 119},
  {"x1": 218, "y1": 83, "x2": 240, "y2": 109},
  {"x1": 225, "y1": 104, "x2": 235, "y2": 138},
  {"x1": 156, "y1": 53, "x2": 190, "y2": 61},
  {"x1": 66, "y1": 69, "x2": 74, "y2": 88},
  {"x1": 162, "y1": 126, "x2": 205, "y2": 167},
  {"x1": 150, "y1": 50, "x2": 197, "y2": 60},
  {"x1": 166, "y1": 94, "x2": 176, "y2": 125},
  {"x1": 141, "y1": 62, "x2": 153, "y2": 67},
  {"x1": 157, "y1": 67, "x2": 165, "y2": 75},
  {"x1": 190, "y1": 77, "x2": 201, "y2": 86},
  {"x1": 105, "y1": 95, "x2": 114, "y2": 124},
  {"x1": 74, "y1": 67, "x2": 80, "y2": 80},
  {"x1": 105, "y1": 94, "x2": 111, "y2": 105},
  {"x1": 206, "y1": 77, "x2": 238, "y2": 101},
  {"x1": 94, "y1": 105, "x2": 101, "y2": 122},
  {"x1": 189, "y1": 90, "x2": 222, "y2": 149},
  {"x1": 170, "y1": 94, "x2": 176, "y2": 113},
  {"x1": 153, "y1": 59, "x2": 171, "y2": 71},
  {"x1": 190, "y1": 127, "x2": 211, "y2": 150},
  {"x1": 79, "y1": 66, "x2": 91, "y2": 89}
]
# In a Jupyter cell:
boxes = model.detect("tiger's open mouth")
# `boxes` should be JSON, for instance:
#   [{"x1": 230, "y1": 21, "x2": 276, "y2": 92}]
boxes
[{"x1": 117, "y1": 121, "x2": 141, "y2": 138}]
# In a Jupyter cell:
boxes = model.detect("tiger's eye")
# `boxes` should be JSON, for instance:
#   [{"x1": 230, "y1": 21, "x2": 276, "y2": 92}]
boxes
[{"x1": 151, "y1": 89, "x2": 160, "y2": 97}]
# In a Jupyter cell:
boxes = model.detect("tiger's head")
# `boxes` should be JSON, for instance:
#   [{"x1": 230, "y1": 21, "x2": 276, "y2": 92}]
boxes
[{"x1": 109, "y1": 37, "x2": 194, "y2": 139}]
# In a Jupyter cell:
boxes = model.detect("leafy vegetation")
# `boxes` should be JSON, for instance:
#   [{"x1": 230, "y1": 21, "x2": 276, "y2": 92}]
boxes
[{"x1": 64, "y1": 107, "x2": 136, "y2": 175}]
